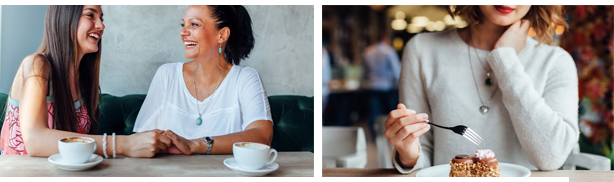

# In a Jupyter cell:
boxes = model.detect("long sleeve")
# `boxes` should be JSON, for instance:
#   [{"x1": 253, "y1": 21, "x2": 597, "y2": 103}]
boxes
[
  {"x1": 133, "y1": 64, "x2": 172, "y2": 132},
  {"x1": 392, "y1": 37, "x2": 434, "y2": 174},
  {"x1": 487, "y1": 47, "x2": 579, "y2": 170}
]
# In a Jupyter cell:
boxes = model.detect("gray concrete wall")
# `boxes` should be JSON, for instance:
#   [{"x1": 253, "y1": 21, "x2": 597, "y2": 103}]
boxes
[
  {"x1": 0, "y1": 5, "x2": 48, "y2": 93},
  {"x1": 0, "y1": 5, "x2": 314, "y2": 96},
  {"x1": 99, "y1": 5, "x2": 314, "y2": 96}
]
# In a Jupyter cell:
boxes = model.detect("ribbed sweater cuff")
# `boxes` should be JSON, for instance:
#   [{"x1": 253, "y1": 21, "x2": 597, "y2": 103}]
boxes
[{"x1": 392, "y1": 148, "x2": 426, "y2": 174}]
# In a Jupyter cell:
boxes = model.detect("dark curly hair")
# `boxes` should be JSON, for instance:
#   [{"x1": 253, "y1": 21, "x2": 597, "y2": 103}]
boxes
[{"x1": 209, "y1": 5, "x2": 255, "y2": 65}]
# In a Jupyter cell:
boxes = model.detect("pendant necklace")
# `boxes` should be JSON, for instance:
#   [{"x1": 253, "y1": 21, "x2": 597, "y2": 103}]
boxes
[
  {"x1": 467, "y1": 29, "x2": 498, "y2": 114},
  {"x1": 193, "y1": 61, "x2": 227, "y2": 125},
  {"x1": 474, "y1": 46, "x2": 493, "y2": 86},
  {"x1": 469, "y1": 29, "x2": 493, "y2": 86}
]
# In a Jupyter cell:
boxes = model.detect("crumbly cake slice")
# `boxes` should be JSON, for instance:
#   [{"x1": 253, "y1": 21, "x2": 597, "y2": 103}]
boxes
[{"x1": 449, "y1": 149, "x2": 501, "y2": 177}]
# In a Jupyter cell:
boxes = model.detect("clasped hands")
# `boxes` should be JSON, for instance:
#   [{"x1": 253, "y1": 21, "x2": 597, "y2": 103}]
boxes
[{"x1": 123, "y1": 129, "x2": 198, "y2": 158}]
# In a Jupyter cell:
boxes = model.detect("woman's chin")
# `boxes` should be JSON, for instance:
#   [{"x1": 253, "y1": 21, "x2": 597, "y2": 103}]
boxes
[
  {"x1": 84, "y1": 48, "x2": 98, "y2": 54},
  {"x1": 489, "y1": 17, "x2": 521, "y2": 27}
]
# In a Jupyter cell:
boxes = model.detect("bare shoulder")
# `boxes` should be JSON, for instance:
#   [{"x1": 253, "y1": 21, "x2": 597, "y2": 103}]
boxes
[
  {"x1": 9, "y1": 54, "x2": 50, "y2": 100},
  {"x1": 20, "y1": 53, "x2": 51, "y2": 80}
]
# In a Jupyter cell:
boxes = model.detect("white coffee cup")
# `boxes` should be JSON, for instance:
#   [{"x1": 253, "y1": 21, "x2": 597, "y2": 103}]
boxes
[
  {"x1": 58, "y1": 137, "x2": 97, "y2": 164},
  {"x1": 233, "y1": 142, "x2": 277, "y2": 170}
]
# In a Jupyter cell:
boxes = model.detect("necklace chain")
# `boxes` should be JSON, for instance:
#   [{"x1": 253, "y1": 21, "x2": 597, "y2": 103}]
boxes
[
  {"x1": 468, "y1": 29, "x2": 498, "y2": 106},
  {"x1": 471, "y1": 38, "x2": 490, "y2": 73},
  {"x1": 194, "y1": 61, "x2": 227, "y2": 122}
]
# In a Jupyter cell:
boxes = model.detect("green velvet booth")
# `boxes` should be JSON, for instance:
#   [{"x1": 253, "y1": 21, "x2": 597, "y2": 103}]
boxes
[
  {"x1": 0, "y1": 93, "x2": 6, "y2": 130},
  {"x1": 0, "y1": 93, "x2": 313, "y2": 153}
]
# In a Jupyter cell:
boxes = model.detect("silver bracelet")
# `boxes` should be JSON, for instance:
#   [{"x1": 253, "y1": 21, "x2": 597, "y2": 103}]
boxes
[
  {"x1": 102, "y1": 133, "x2": 109, "y2": 159},
  {"x1": 112, "y1": 132, "x2": 117, "y2": 158}
]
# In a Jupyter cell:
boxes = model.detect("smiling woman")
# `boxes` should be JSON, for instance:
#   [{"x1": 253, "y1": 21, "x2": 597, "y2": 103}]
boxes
[
  {"x1": 133, "y1": 5, "x2": 273, "y2": 155},
  {"x1": 0, "y1": 5, "x2": 174, "y2": 158}
]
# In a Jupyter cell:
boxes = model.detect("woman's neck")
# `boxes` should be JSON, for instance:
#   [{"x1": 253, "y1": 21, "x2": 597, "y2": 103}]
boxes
[
  {"x1": 76, "y1": 51, "x2": 85, "y2": 69},
  {"x1": 465, "y1": 20, "x2": 508, "y2": 51},
  {"x1": 193, "y1": 55, "x2": 230, "y2": 82}
]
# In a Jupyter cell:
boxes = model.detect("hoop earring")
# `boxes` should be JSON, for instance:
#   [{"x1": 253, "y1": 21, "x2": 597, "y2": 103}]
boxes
[{"x1": 218, "y1": 43, "x2": 222, "y2": 54}]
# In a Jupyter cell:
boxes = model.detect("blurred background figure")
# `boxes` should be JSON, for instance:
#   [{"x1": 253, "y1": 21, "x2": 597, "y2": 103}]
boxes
[
  {"x1": 362, "y1": 20, "x2": 400, "y2": 141},
  {"x1": 322, "y1": 5, "x2": 613, "y2": 169},
  {"x1": 323, "y1": 46, "x2": 331, "y2": 111}
]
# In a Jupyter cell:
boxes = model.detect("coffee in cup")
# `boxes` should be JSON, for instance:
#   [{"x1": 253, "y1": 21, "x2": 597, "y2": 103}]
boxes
[
  {"x1": 61, "y1": 137, "x2": 91, "y2": 143},
  {"x1": 58, "y1": 137, "x2": 97, "y2": 164},
  {"x1": 233, "y1": 142, "x2": 277, "y2": 170}
]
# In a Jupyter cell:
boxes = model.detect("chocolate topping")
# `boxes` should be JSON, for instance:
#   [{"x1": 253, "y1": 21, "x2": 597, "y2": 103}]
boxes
[
  {"x1": 451, "y1": 153, "x2": 498, "y2": 166},
  {"x1": 477, "y1": 157, "x2": 499, "y2": 167},
  {"x1": 455, "y1": 155, "x2": 469, "y2": 159},
  {"x1": 451, "y1": 157, "x2": 474, "y2": 164}
]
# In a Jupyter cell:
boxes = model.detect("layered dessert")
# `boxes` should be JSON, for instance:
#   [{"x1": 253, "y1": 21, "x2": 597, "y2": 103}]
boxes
[{"x1": 449, "y1": 149, "x2": 500, "y2": 177}]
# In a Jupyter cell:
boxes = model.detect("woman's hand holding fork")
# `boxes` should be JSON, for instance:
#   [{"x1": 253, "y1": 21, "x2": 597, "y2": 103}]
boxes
[{"x1": 384, "y1": 103, "x2": 430, "y2": 168}]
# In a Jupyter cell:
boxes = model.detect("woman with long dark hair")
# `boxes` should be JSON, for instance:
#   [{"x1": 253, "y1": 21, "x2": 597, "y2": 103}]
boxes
[
  {"x1": 1, "y1": 5, "x2": 170, "y2": 158},
  {"x1": 133, "y1": 5, "x2": 273, "y2": 155},
  {"x1": 384, "y1": 5, "x2": 578, "y2": 173}
]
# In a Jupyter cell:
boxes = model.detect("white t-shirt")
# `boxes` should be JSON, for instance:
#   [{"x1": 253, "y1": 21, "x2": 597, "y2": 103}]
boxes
[{"x1": 133, "y1": 62, "x2": 272, "y2": 140}]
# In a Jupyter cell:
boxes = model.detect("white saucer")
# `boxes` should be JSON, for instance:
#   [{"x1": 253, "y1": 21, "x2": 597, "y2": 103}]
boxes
[
  {"x1": 416, "y1": 162, "x2": 531, "y2": 177},
  {"x1": 48, "y1": 154, "x2": 103, "y2": 171},
  {"x1": 223, "y1": 158, "x2": 279, "y2": 176}
]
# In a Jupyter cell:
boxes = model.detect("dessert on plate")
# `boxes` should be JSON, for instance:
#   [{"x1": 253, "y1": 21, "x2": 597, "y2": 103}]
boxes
[{"x1": 449, "y1": 149, "x2": 501, "y2": 177}]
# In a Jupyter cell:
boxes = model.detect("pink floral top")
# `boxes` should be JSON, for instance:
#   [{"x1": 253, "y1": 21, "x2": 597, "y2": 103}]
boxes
[{"x1": 0, "y1": 96, "x2": 90, "y2": 155}]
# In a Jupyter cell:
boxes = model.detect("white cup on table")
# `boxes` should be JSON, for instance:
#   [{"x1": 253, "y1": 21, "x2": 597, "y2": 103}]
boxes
[
  {"x1": 233, "y1": 142, "x2": 277, "y2": 170},
  {"x1": 58, "y1": 136, "x2": 97, "y2": 164}
]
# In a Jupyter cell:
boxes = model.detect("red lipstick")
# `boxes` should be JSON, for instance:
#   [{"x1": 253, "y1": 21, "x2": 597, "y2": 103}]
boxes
[{"x1": 494, "y1": 5, "x2": 515, "y2": 14}]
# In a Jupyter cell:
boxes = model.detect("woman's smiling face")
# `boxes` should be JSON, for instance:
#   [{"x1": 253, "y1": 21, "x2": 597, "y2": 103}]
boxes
[
  {"x1": 180, "y1": 5, "x2": 221, "y2": 59},
  {"x1": 77, "y1": 5, "x2": 104, "y2": 54}
]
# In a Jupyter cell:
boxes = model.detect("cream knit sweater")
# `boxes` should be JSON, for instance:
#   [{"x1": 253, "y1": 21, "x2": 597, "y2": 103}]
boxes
[{"x1": 392, "y1": 29, "x2": 579, "y2": 174}]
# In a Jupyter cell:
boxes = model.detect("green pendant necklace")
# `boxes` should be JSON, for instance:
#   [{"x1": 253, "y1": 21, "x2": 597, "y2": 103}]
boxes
[
  {"x1": 193, "y1": 61, "x2": 226, "y2": 125},
  {"x1": 468, "y1": 29, "x2": 498, "y2": 114}
]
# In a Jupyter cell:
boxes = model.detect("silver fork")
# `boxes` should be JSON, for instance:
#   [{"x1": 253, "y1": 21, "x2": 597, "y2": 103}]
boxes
[{"x1": 427, "y1": 122, "x2": 483, "y2": 146}]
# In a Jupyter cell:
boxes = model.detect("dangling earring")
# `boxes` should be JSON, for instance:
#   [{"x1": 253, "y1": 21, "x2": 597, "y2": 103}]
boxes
[{"x1": 218, "y1": 43, "x2": 222, "y2": 54}]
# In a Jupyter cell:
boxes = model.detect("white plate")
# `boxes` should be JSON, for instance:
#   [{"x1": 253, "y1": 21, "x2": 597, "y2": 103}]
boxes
[
  {"x1": 48, "y1": 154, "x2": 103, "y2": 171},
  {"x1": 223, "y1": 158, "x2": 279, "y2": 176},
  {"x1": 416, "y1": 163, "x2": 531, "y2": 177}
]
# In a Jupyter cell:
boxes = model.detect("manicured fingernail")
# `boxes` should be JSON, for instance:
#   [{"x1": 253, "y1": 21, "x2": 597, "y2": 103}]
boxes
[
  {"x1": 421, "y1": 114, "x2": 428, "y2": 119},
  {"x1": 426, "y1": 120, "x2": 430, "y2": 123},
  {"x1": 410, "y1": 110, "x2": 416, "y2": 115}
]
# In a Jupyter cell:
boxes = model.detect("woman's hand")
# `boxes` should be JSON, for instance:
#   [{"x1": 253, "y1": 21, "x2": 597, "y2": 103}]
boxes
[
  {"x1": 384, "y1": 103, "x2": 430, "y2": 168},
  {"x1": 162, "y1": 130, "x2": 198, "y2": 155},
  {"x1": 119, "y1": 129, "x2": 171, "y2": 158},
  {"x1": 494, "y1": 19, "x2": 531, "y2": 54}
]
